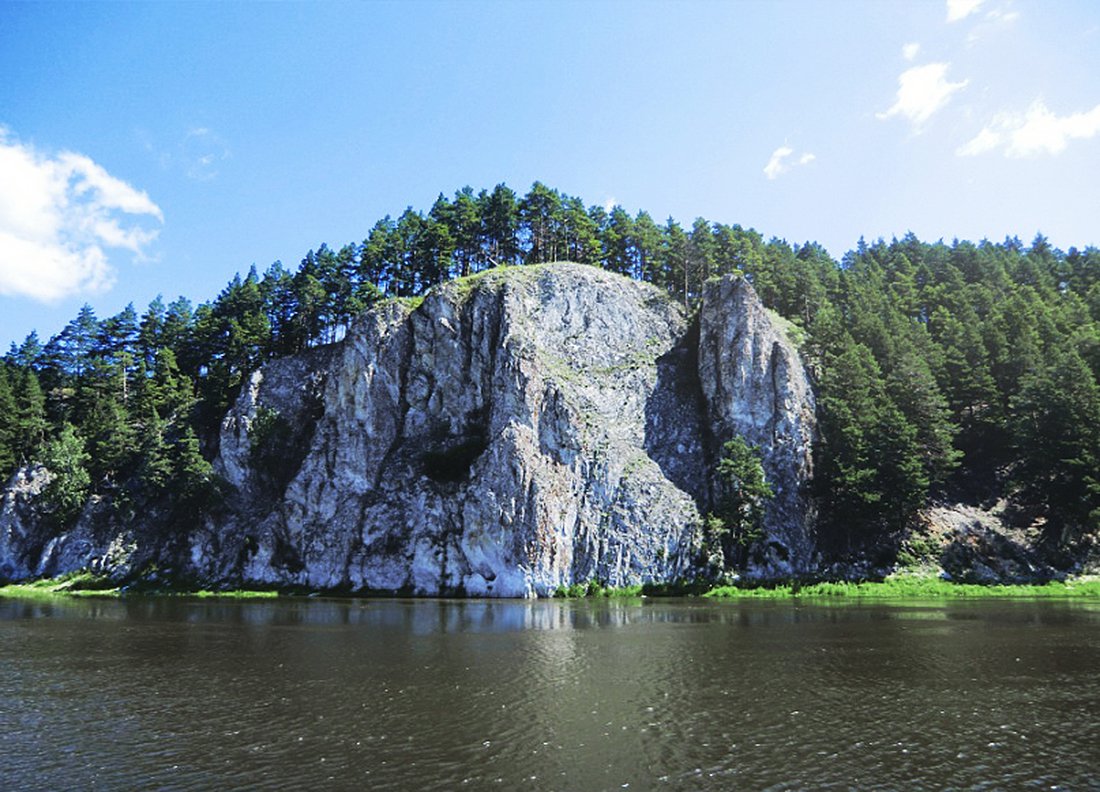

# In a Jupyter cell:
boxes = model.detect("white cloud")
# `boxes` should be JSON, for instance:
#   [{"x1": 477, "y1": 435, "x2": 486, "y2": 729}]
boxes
[
  {"x1": 956, "y1": 126, "x2": 1001, "y2": 156},
  {"x1": 902, "y1": 42, "x2": 921, "y2": 62},
  {"x1": 947, "y1": 0, "x2": 984, "y2": 22},
  {"x1": 957, "y1": 100, "x2": 1100, "y2": 157},
  {"x1": 136, "y1": 125, "x2": 230, "y2": 180},
  {"x1": 877, "y1": 63, "x2": 968, "y2": 127},
  {"x1": 0, "y1": 129, "x2": 162, "y2": 302},
  {"x1": 764, "y1": 146, "x2": 816, "y2": 180},
  {"x1": 985, "y1": 8, "x2": 1019, "y2": 24},
  {"x1": 183, "y1": 127, "x2": 230, "y2": 181},
  {"x1": 967, "y1": 5, "x2": 1021, "y2": 42},
  {"x1": 59, "y1": 152, "x2": 162, "y2": 220}
]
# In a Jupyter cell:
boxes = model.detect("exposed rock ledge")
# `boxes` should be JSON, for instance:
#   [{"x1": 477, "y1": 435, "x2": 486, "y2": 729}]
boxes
[{"x1": 2, "y1": 264, "x2": 818, "y2": 596}]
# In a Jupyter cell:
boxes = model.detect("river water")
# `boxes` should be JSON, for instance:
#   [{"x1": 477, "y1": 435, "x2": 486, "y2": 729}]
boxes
[{"x1": 1, "y1": 595, "x2": 1097, "y2": 790}]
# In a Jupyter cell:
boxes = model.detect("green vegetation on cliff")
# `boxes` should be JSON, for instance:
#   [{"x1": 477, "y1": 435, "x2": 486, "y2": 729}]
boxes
[{"x1": 2, "y1": 181, "x2": 1099, "y2": 570}]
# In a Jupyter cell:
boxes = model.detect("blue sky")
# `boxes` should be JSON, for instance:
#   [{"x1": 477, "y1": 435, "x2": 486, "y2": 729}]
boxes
[{"x1": 1, "y1": 0, "x2": 1098, "y2": 350}]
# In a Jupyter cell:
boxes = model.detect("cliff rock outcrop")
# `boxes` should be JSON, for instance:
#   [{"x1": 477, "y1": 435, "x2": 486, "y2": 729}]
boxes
[{"x1": 1, "y1": 264, "x2": 819, "y2": 595}]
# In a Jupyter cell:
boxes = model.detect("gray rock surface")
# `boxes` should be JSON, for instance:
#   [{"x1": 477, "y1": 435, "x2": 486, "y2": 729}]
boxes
[
  {"x1": 0, "y1": 465, "x2": 51, "y2": 581},
  {"x1": 697, "y1": 276, "x2": 817, "y2": 575},
  {"x1": 0, "y1": 465, "x2": 146, "y2": 583},
  {"x1": 925, "y1": 503, "x2": 1060, "y2": 583},
  {"x1": 1, "y1": 264, "x2": 820, "y2": 595}
]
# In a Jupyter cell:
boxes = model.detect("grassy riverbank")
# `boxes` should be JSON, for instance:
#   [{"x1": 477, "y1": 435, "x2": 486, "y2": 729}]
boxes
[
  {"x1": 553, "y1": 574, "x2": 1100, "y2": 600},
  {"x1": 0, "y1": 572, "x2": 279, "y2": 601},
  {"x1": 5, "y1": 572, "x2": 1099, "y2": 602},
  {"x1": 552, "y1": 581, "x2": 645, "y2": 598},
  {"x1": 702, "y1": 575, "x2": 1100, "y2": 600},
  {"x1": 0, "y1": 572, "x2": 119, "y2": 599}
]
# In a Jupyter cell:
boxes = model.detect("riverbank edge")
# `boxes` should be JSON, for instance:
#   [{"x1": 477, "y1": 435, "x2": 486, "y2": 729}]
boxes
[
  {"x1": 0, "y1": 572, "x2": 279, "y2": 601},
  {"x1": 2, "y1": 571, "x2": 1099, "y2": 602},
  {"x1": 552, "y1": 576, "x2": 1100, "y2": 600}
]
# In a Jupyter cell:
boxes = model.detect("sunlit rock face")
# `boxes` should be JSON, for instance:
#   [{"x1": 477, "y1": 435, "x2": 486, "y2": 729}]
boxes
[
  {"x1": 697, "y1": 276, "x2": 817, "y2": 577},
  {"x1": 2, "y1": 264, "x2": 820, "y2": 595},
  {"x1": 0, "y1": 466, "x2": 51, "y2": 581},
  {"x1": 195, "y1": 264, "x2": 817, "y2": 595}
]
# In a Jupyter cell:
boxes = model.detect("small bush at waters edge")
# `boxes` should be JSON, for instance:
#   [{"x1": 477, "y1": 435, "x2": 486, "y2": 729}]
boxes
[{"x1": 552, "y1": 581, "x2": 644, "y2": 598}]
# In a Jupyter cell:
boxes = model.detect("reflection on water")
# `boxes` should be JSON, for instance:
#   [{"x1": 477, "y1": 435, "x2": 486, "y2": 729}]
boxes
[{"x1": 1, "y1": 596, "x2": 1097, "y2": 790}]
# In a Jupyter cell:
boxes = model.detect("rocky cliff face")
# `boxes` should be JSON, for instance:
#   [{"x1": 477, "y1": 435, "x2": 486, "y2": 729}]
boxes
[
  {"x1": 1, "y1": 264, "x2": 819, "y2": 595},
  {"x1": 0, "y1": 466, "x2": 51, "y2": 581},
  {"x1": 698, "y1": 276, "x2": 817, "y2": 572}
]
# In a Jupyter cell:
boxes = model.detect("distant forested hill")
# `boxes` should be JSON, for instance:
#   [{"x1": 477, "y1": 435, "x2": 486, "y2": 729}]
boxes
[{"x1": 2, "y1": 182, "x2": 1098, "y2": 562}]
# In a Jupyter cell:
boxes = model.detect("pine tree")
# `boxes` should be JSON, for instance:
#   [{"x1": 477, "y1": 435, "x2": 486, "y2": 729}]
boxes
[
  {"x1": 930, "y1": 306, "x2": 999, "y2": 431},
  {"x1": 561, "y1": 196, "x2": 600, "y2": 265},
  {"x1": 13, "y1": 368, "x2": 47, "y2": 463},
  {"x1": 135, "y1": 410, "x2": 173, "y2": 496},
  {"x1": 711, "y1": 223, "x2": 763, "y2": 280},
  {"x1": 448, "y1": 186, "x2": 483, "y2": 277},
  {"x1": 1011, "y1": 347, "x2": 1100, "y2": 538},
  {"x1": 0, "y1": 365, "x2": 17, "y2": 476},
  {"x1": 172, "y1": 425, "x2": 217, "y2": 511},
  {"x1": 138, "y1": 296, "x2": 167, "y2": 370},
  {"x1": 163, "y1": 296, "x2": 194, "y2": 354},
  {"x1": 519, "y1": 182, "x2": 564, "y2": 264},
  {"x1": 84, "y1": 392, "x2": 137, "y2": 485},
  {"x1": 416, "y1": 217, "x2": 456, "y2": 289},
  {"x1": 52, "y1": 304, "x2": 101, "y2": 378},
  {"x1": 39, "y1": 423, "x2": 91, "y2": 528},
  {"x1": 661, "y1": 218, "x2": 689, "y2": 308},
  {"x1": 815, "y1": 340, "x2": 927, "y2": 543},
  {"x1": 631, "y1": 210, "x2": 663, "y2": 285},
  {"x1": 707, "y1": 436, "x2": 774, "y2": 566},
  {"x1": 886, "y1": 349, "x2": 959, "y2": 486},
  {"x1": 599, "y1": 206, "x2": 632, "y2": 276},
  {"x1": 9, "y1": 331, "x2": 43, "y2": 369},
  {"x1": 478, "y1": 184, "x2": 520, "y2": 267},
  {"x1": 688, "y1": 217, "x2": 717, "y2": 298},
  {"x1": 260, "y1": 262, "x2": 300, "y2": 355},
  {"x1": 394, "y1": 209, "x2": 426, "y2": 296},
  {"x1": 97, "y1": 304, "x2": 139, "y2": 371}
]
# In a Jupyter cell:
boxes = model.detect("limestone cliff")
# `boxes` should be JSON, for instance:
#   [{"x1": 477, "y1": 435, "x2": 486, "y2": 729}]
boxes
[
  {"x1": 0, "y1": 466, "x2": 51, "y2": 581},
  {"x1": 1, "y1": 264, "x2": 819, "y2": 595},
  {"x1": 698, "y1": 276, "x2": 816, "y2": 573}
]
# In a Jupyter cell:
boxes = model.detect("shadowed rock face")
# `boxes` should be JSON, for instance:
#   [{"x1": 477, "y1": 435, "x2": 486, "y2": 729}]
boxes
[{"x1": 1, "y1": 264, "x2": 819, "y2": 595}]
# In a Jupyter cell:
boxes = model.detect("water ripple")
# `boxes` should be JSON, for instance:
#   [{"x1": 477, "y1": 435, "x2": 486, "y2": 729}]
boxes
[{"x1": 0, "y1": 597, "x2": 1096, "y2": 790}]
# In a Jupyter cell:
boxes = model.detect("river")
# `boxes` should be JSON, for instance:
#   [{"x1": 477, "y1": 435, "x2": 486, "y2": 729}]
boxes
[{"x1": 1, "y1": 595, "x2": 1097, "y2": 790}]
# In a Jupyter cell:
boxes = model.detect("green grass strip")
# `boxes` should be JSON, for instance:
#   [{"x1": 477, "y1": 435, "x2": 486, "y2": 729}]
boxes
[
  {"x1": 703, "y1": 577, "x2": 1100, "y2": 600},
  {"x1": 552, "y1": 582, "x2": 645, "y2": 598},
  {"x1": 0, "y1": 572, "x2": 280, "y2": 601}
]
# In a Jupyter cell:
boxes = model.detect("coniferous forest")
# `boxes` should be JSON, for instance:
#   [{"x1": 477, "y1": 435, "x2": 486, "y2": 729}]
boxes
[{"x1": 2, "y1": 182, "x2": 1099, "y2": 563}]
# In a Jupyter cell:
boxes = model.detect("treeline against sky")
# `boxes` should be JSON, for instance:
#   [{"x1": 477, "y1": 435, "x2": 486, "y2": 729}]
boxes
[{"x1": 1, "y1": 182, "x2": 1099, "y2": 554}]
